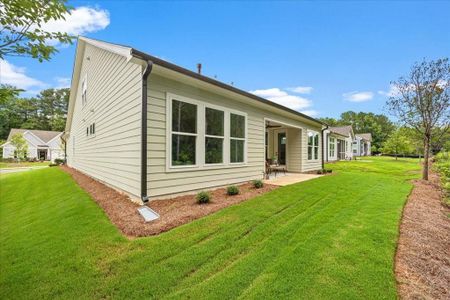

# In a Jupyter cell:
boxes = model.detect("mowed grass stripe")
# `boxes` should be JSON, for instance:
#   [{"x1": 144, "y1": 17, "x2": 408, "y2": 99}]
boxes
[{"x1": 0, "y1": 157, "x2": 420, "y2": 299}]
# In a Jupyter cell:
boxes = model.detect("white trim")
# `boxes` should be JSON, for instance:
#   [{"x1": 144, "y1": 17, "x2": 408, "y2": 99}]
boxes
[
  {"x1": 165, "y1": 92, "x2": 248, "y2": 173},
  {"x1": 307, "y1": 130, "x2": 320, "y2": 161},
  {"x1": 79, "y1": 36, "x2": 133, "y2": 61}
]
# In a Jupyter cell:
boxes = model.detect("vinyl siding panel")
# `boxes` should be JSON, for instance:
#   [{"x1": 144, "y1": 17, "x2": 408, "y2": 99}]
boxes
[
  {"x1": 147, "y1": 74, "x2": 322, "y2": 198},
  {"x1": 286, "y1": 128, "x2": 302, "y2": 172},
  {"x1": 66, "y1": 43, "x2": 142, "y2": 198}
]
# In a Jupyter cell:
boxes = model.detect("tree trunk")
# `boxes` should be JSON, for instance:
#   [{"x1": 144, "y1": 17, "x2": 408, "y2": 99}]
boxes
[{"x1": 422, "y1": 136, "x2": 430, "y2": 180}]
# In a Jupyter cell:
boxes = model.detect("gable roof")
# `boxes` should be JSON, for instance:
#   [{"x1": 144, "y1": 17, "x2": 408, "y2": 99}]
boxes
[
  {"x1": 66, "y1": 36, "x2": 324, "y2": 133},
  {"x1": 356, "y1": 133, "x2": 372, "y2": 141},
  {"x1": 7, "y1": 129, "x2": 62, "y2": 144},
  {"x1": 328, "y1": 125, "x2": 354, "y2": 138}
]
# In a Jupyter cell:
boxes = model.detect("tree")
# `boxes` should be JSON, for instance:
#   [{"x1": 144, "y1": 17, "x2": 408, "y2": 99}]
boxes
[
  {"x1": 386, "y1": 58, "x2": 450, "y2": 180},
  {"x1": 10, "y1": 133, "x2": 28, "y2": 162},
  {"x1": 0, "y1": 0, "x2": 74, "y2": 61},
  {"x1": 381, "y1": 129, "x2": 414, "y2": 160},
  {"x1": 0, "y1": 86, "x2": 69, "y2": 139}
]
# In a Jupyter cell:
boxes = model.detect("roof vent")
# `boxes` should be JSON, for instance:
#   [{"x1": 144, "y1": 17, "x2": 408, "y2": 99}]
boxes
[{"x1": 197, "y1": 63, "x2": 202, "y2": 74}]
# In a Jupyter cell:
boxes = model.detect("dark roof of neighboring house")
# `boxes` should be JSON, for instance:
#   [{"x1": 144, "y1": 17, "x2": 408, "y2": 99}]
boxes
[
  {"x1": 329, "y1": 125, "x2": 353, "y2": 137},
  {"x1": 356, "y1": 133, "x2": 372, "y2": 141},
  {"x1": 7, "y1": 129, "x2": 62, "y2": 143}
]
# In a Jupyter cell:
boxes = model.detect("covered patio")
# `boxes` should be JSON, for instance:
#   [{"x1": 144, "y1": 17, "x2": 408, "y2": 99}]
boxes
[{"x1": 265, "y1": 119, "x2": 304, "y2": 177}]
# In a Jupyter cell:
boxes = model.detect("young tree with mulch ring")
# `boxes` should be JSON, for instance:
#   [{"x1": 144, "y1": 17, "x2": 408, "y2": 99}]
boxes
[{"x1": 386, "y1": 58, "x2": 450, "y2": 180}]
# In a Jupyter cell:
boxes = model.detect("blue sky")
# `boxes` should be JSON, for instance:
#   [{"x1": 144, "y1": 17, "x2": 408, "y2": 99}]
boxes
[{"x1": 1, "y1": 1, "x2": 450, "y2": 119}]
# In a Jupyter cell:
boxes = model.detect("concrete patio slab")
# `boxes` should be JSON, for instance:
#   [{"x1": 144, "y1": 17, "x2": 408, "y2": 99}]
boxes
[{"x1": 264, "y1": 173, "x2": 323, "y2": 186}]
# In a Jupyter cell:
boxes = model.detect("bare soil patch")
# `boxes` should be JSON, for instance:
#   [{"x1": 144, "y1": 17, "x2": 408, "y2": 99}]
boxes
[
  {"x1": 61, "y1": 166, "x2": 277, "y2": 237},
  {"x1": 395, "y1": 171, "x2": 450, "y2": 300}
]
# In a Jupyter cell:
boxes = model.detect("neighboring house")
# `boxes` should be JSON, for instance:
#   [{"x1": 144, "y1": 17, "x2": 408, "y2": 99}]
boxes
[
  {"x1": 65, "y1": 36, "x2": 325, "y2": 202},
  {"x1": 1, "y1": 129, "x2": 64, "y2": 161},
  {"x1": 324, "y1": 125, "x2": 355, "y2": 161},
  {"x1": 353, "y1": 133, "x2": 372, "y2": 156}
]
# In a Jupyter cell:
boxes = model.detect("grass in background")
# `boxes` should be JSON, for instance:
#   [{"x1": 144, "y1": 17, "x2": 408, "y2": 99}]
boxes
[
  {"x1": 0, "y1": 157, "x2": 420, "y2": 299},
  {"x1": 0, "y1": 161, "x2": 49, "y2": 169}
]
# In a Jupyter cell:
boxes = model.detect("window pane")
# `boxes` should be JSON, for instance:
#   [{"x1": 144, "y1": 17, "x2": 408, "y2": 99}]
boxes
[
  {"x1": 314, "y1": 146, "x2": 319, "y2": 160},
  {"x1": 205, "y1": 137, "x2": 223, "y2": 164},
  {"x1": 230, "y1": 113, "x2": 245, "y2": 138},
  {"x1": 172, "y1": 100, "x2": 197, "y2": 133},
  {"x1": 230, "y1": 139, "x2": 244, "y2": 163},
  {"x1": 205, "y1": 108, "x2": 224, "y2": 136},
  {"x1": 172, "y1": 134, "x2": 196, "y2": 166},
  {"x1": 308, "y1": 132, "x2": 313, "y2": 146},
  {"x1": 314, "y1": 134, "x2": 319, "y2": 146},
  {"x1": 308, "y1": 146, "x2": 312, "y2": 160}
]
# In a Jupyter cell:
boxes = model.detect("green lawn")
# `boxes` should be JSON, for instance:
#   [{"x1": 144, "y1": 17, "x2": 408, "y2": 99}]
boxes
[
  {"x1": 0, "y1": 161, "x2": 50, "y2": 169},
  {"x1": 0, "y1": 157, "x2": 420, "y2": 299}
]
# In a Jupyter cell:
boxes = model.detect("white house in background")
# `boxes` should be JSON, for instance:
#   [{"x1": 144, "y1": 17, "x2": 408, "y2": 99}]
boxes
[
  {"x1": 353, "y1": 133, "x2": 372, "y2": 156},
  {"x1": 64, "y1": 36, "x2": 325, "y2": 202},
  {"x1": 1, "y1": 129, "x2": 64, "y2": 161},
  {"x1": 324, "y1": 125, "x2": 355, "y2": 162}
]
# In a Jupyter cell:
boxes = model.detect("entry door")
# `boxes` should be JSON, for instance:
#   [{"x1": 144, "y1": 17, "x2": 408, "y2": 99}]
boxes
[
  {"x1": 276, "y1": 131, "x2": 287, "y2": 165},
  {"x1": 38, "y1": 150, "x2": 47, "y2": 161}
]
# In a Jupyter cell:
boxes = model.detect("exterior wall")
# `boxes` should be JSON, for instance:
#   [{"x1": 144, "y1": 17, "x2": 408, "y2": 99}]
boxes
[
  {"x1": 47, "y1": 137, "x2": 64, "y2": 161},
  {"x1": 147, "y1": 74, "x2": 321, "y2": 198},
  {"x1": 1, "y1": 140, "x2": 38, "y2": 159},
  {"x1": 66, "y1": 43, "x2": 143, "y2": 198},
  {"x1": 2, "y1": 144, "x2": 14, "y2": 159},
  {"x1": 352, "y1": 137, "x2": 371, "y2": 156},
  {"x1": 286, "y1": 127, "x2": 302, "y2": 172}
]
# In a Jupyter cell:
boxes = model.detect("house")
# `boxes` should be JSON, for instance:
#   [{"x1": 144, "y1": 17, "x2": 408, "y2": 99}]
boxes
[
  {"x1": 1, "y1": 129, "x2": 64, "y2": 161},
  {"x1": 353, "y1": 133, "x2": 372, "y2": 156},
  {"x1": 324, "y1": 125, "x2": 355, "y2": 161},
  {"x1": 64, "y1": 37, "x2": 325, "y2": 202}
]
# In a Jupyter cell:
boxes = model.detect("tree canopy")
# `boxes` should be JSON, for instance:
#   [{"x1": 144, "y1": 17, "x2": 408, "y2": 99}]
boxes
[
  {"x1": 0, "y1": 0, "x2": 74, "y2": 61},
  {"x1": 0, "y1": 85, "x2": 69, "y2": 139}
]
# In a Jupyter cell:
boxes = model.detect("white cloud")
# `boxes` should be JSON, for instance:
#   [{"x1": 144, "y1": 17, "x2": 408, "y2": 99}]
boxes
[
  {"x1": 378, "y1": 85, "x2": 401, "y2": 97},
  {"x1": 343, "y1": 91, "x2": 374, "y2": 102},
  {"x1": 55, "y1": 77, "x2": 71, "y2": 88},
  {"x1": 287, "y1": 86, "x2": 313, "y2": 94},
  {"x1": 300, "y1": 110, "x2": 319, "y2": 117},
  {"x1": 38, "y1": 6, "x2": 110, "y2": 45},
  {"x1": 250, "y1": 88, "x2": 312, "y2": 110},
  {"x1": 0, "y1": 59, "x2": 46, "y2": 89}
]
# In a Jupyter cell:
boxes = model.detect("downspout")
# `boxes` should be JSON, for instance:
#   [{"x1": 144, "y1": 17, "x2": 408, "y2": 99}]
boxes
[
  {"x1": 321, "y1": 125, "x2": 329, "y2": 170},
  {"x1": 141, "y1": 60, "x2": 153, "y2": 203}
]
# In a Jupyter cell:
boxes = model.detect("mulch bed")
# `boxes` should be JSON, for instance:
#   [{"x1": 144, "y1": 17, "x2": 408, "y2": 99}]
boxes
[
  {"x1": 395, "y1": 171, "x2": 450, "y2": 300},
  {"x1": 60, "y1": 166, "x2": 277, "y2": 237}
]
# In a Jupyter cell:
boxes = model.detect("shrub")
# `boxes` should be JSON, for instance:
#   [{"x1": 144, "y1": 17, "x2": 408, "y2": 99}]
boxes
[
  {"x1": 196, "y1": 191, "x2": 210, "y2": 204},
  {"x1": 226, "y1": 185, "x2": 239, "y2": 195},
  {"x1": 48, "y1": 163, "x2": 58, "y2": 167},
  {"x1": 326, "y1": 169, "x2": 333, "y2": 173},
  {"x1": 54, "y1": 158, "x2": 65, "y2": 165},
  {"x1": 252, "y1": 179, "x2": 264, "y2": 189}
]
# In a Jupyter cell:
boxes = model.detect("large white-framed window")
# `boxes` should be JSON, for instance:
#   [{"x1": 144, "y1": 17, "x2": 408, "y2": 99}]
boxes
[
  {"x1": 307, "y1": 131, "x2": 319, "y2": 160},
  {"x1": 166, "y1": 93, "x2": 247, "y2": 171},
  {"x1": 81, "y1": 75, "x2": 87, "y2": 107},
  {"x1": 205, "y1": 107, "x2": 224, "y2": 165},
  {"x1": 230, "y1": 113, "x2": 246, "y2": 163},
  {"x1": 329, "y1": 137, "x2": 335, "y2": 157},
  {"x1": 170, "y1": 99, "x2": 198, "y2": 167}
]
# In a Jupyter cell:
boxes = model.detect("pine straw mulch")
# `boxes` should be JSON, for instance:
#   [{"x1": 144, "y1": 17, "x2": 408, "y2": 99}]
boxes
[
  {"x1": 60, "y1": 166, "x2": 277, "y2": 238},
  {"x1": 395, "y1": 171, "x2": 450, "y2": 300}
]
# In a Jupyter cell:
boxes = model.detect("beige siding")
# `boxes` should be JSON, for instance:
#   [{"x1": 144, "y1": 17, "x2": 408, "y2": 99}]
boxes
[
  {"x1": 286, "y1": 128, "x2": 302, "y2": 172},
  {"x1": 66, "y1": 44, "x2": 143, "y2": 198},
  {"x1": 147, "y1": 74, "x2": 322, "y2": 198}
]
